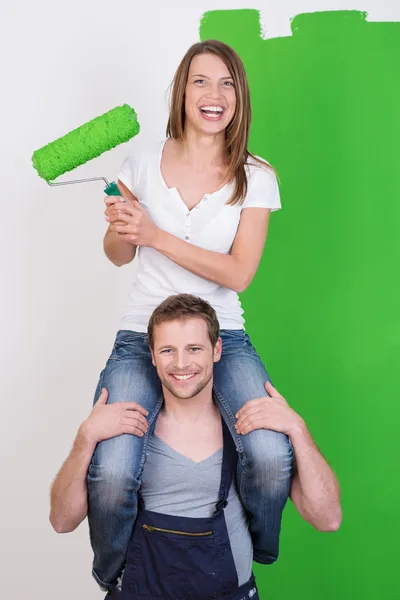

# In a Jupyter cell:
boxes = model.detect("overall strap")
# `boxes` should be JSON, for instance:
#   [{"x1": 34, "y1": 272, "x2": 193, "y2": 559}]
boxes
[
  {"x1": 214, "y1": 418, "x2": 237, "y2": 513},
  {"x1": 138, "y1": 492, "x2": 145, "y2": 511}
]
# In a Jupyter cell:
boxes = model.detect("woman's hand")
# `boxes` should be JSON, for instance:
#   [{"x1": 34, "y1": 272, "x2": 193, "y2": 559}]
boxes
[
  {"x1": 104, "y1": 180, "x2": 138, "y2": 228},
  {"x1": 105, "y1": 196, "x2": 160, "y2": 248},
  {"x1": 104, "y1": 195, "x2": 130, "y2": 227}
]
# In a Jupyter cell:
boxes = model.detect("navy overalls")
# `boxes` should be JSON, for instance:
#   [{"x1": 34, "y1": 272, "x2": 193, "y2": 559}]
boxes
[{"x1": 117, "y1": 419, "x2": 260, "y2": 600}]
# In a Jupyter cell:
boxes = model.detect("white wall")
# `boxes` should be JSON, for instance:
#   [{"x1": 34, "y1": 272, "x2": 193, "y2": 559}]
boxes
[{"x1": 1, "y1": 1, "x2": 398, "y2": 598}]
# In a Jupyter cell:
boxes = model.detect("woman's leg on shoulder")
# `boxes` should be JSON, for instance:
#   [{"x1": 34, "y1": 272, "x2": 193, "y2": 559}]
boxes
[
  {"x1": 213, "y1": 330, "x2": 293, "y2": 564},
  {"x1": 87, "y1": 331, "x2": 162, "y2": 590}
]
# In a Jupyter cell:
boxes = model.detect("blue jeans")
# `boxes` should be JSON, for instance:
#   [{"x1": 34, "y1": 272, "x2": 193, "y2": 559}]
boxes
[{"x1": 88, "y1": 330, "x2": 293, "y2": 590}]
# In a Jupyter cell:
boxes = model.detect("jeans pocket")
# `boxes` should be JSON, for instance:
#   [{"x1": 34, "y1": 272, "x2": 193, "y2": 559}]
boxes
[
  {"x1": 109, "y1": 331, "x2": 149, "y2": 361},
  {"x1": 220, "y1": 329, "x2": 246, "y2": 337},
  {"x1": 220, "y1": 329, "x2": 249, "y2": 353}
]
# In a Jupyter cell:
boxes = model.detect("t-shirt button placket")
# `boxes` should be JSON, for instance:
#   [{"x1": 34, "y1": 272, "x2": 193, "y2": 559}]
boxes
[{"x1": 185, "y1": 212, "x2": 191, "y2": 241}]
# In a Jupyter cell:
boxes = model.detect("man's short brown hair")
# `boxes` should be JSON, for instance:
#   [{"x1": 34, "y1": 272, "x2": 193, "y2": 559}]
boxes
[{"x1": 147, "y1": 294, "x2": 220, "y2": 349}]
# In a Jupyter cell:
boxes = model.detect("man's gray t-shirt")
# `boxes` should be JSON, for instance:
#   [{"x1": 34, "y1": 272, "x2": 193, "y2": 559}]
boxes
[{"x1": 140, "y1": 433, "x2": 253, "y2": 586}]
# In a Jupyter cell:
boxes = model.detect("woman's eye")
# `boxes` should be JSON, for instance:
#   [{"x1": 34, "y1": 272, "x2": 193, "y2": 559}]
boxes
[
  {"x1": 223, "y1": 81, "x2": 234, "y2": 87},
  {"x1": 194, "y1": 79, "x2": 206, "y2": 85}
]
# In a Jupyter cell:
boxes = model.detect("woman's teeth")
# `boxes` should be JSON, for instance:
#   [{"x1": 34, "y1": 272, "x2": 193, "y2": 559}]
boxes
[{"x1": 200, "y1": 106, "x2": 224, "y2": 119}]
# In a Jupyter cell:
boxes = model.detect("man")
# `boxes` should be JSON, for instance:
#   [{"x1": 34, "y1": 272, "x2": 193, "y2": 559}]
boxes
[{"x1": 50, "y1": 294, "x2": 342, "y2": 599}]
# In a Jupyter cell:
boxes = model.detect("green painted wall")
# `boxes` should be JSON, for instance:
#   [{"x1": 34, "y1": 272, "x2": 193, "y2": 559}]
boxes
[{"x1": 201, "y1": 10, "x2": 399, "y2": 600}]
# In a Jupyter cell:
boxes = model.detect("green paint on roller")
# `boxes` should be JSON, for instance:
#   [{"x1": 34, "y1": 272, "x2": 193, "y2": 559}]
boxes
[
  {"x1": 32, "y1": 104, "x2": 139, "y2": 182},
  {"x1": 201, "y1": 9, "x2": 400, "y2": 600}
]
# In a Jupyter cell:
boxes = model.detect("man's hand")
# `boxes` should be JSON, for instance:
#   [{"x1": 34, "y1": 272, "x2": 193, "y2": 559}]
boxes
[
  {"x1": 80, "y1": 388, "x2": 149, "y2": 445},
  {"x1": 235, "y1": 381, "x2": 303, "y2": 437}
]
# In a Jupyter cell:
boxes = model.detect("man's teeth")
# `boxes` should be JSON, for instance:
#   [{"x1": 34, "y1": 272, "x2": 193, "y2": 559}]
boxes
[{"x1": 173, "y1": 374, "x2": 195, "y2": 380}]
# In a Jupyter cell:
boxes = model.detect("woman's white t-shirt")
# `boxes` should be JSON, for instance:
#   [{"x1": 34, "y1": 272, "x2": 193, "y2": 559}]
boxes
[{"x1": 117, "y1": 140, "x2": 281, "y2": 332}]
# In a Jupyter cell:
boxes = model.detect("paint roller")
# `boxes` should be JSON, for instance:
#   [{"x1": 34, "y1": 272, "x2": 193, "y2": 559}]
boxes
[{"x1": 32, "y1": 104, "x2": 140, "y2": 196}]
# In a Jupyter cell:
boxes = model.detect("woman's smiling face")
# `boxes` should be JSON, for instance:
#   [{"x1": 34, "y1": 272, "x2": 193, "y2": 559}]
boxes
[{"x1": 184, "y1": 53, "x2": 237, "y2": 136}]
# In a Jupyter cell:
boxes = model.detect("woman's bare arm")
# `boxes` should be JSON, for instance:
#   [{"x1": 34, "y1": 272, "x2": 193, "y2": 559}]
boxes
[{"x1": 153, "y1": 208, "x2": 271, "y2": 293}]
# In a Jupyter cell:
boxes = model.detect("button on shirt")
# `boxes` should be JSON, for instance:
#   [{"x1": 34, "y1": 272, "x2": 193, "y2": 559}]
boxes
[{"x1": 117, "y1": 140, "x2": 281, "y2": 332}]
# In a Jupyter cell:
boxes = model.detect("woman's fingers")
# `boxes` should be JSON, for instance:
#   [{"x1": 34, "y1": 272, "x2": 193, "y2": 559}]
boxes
[
  {"x1": 109, "y1": 224, "x2": 130, "y2": 234},
  {"x1": 104, "y1": 196, "x2": 118, "y2": 207},
  {"x1": 111, "y1": 200, "x2": 135, "y2": 213},
  {"x1": 107, "y1": 214, "x2": 131, "y2": 226},
  {"x1": 106, "y1": 205, "x2": 133, "y2": 219}
]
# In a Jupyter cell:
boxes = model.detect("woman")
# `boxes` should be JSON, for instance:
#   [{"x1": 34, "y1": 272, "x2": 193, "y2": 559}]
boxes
[{"x1": 88, "y1": 39, "x2": 293, "y2": 591}]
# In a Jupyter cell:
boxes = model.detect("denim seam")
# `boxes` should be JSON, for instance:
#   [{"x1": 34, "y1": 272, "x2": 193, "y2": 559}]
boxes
[
  {"x1": 212, "y1": 386, "x2": 244, "y2": 455},
  {"x1": 92, "y1": 369, "x2": 106, "y2": 406},
  {"x1": 137, "y1": 394, "x2": 164, "y2": 477},
  {"x1": 213, "y1": 385, "x2": 254, "y2": 519},
  {"x1": 239, "y1": 465, "x2": 250, "y2": 506}
]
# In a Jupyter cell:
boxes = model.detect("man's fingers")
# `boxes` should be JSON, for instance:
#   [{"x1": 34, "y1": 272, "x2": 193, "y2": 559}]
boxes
[
  {"x1": 235, "y1": 404, "x2": 264, "y2": 427},
  {"x1": 124, "y1": 412, "x2": 148, "y2": 429},
  {"x1": 235, "y1": 398, "x2": 265, "y2": 418},
  {"x1": 240, "y1": 416, "x2": 268, "y2": 435},
  {"x1": 96, "y1": 388, "x2": 109, "y2": 405},
  {"x1": 236, "y1": 409, "x2": 265, "y2": 431},
  {"x1": 265, "y1": 380, "x2": 281, "y2": 398},
  {"x1": 122, "y1": 425, "x2": 145, "y2": 437},
  {"x1": 123, "y1": 418, "x2": 148, "y2": 435},
  {"x1": 121, "y1": 402, "x2": 149, "y2": 416}
]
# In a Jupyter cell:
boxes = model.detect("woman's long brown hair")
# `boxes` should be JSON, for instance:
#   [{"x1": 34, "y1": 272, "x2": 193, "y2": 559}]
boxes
[{"x1": 166, "y1": 39, "x2": 274, "y2": 206}]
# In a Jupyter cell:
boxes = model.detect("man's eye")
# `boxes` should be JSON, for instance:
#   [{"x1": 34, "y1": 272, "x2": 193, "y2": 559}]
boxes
[
  {"x1": 161, "y1": 349, "x2": 172, "y2": 354},
  {"x1": 190, "y1": 347, "x2": 201, "y2": 352}
]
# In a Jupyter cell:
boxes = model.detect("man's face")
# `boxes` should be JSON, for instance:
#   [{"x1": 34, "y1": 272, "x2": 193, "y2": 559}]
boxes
[{"x1": 151, "y1": 317, "x2": 222, "y2": 400}]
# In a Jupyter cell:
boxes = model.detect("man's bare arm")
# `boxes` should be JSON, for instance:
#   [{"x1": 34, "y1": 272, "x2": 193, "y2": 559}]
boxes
[
  {"x1": 289, "y1": 423, "x2": 342, "y2": 531},
  {"x1": 235, "y1": 381, "x2": 342, "y2": 532},
  {"x1": 49, "y1": 427, "x2": 95, "y2": 533},
  {"x1": 49, "y1": 389, "x2": 148, "y2": 534}
]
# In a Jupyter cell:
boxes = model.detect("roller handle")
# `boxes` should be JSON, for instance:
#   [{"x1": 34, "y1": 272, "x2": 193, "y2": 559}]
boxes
[{"x1": 104, "y1": 181, "x2": 122, "y2": 196}]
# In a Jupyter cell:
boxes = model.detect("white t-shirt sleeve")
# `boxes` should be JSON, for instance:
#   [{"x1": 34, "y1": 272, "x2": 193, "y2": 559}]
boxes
[
  {"x1": 117, "y1": 153, "x2": 140, "y2": 196},
  {"x1": 242, "y1": 162, "x2": 281, "y2": 211}
]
